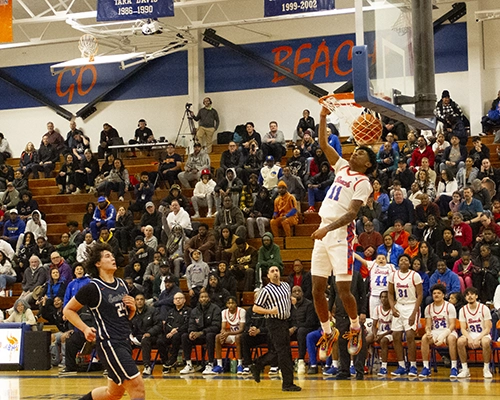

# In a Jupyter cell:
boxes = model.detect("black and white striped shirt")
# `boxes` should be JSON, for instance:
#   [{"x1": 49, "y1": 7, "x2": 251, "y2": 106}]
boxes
[{"x1": 255, "y1": 281, "x2": 291, "y2": 320}]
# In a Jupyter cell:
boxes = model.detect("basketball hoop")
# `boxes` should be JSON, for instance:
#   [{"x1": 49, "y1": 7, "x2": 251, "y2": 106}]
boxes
[
  {"x1": 392, "y1": 0, "x2": 412, "y2": 36},
  {"x1": 319, "y1": 93, "x2": 383, "y2": 146},
  {"x1": 78, "y1": 34, "x2": 99, "y2": 62}
]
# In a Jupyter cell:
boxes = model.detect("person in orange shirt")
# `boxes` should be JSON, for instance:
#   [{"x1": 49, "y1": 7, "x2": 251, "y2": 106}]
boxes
[
  {"x1": 390, "y1": 219, "x2": 410, "y2": 249},
  {"x1": 270, "y1": 181, "x2": 299, "y2": 237},
  {"x1": 404, "y1": 235, "x2": 420, "y2": 258}
]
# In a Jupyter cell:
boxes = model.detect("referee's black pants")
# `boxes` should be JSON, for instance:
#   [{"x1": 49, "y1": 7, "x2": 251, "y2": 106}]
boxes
[
  {"x1": 254, "y1": 318, "x2": 295, "y2": 388},
  {"x1": 337, "y1": 315, "x2": 367, "y2": 376}
]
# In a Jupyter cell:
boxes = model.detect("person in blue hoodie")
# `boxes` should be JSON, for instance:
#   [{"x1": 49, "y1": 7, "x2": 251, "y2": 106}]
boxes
[
  {"x1": 90, "y1": 196, "x2": 116, "y2": 240},
  {"x1": 377, "y1": 234, "x2": 404, "y2": 266},
  {"x1": 1, "y1": 209, "x2": 25, "y2": 248},
  {"x1": 426, "y1": 260, "x2": 461, "y2": 305},
  {"x1": 63, "y1": 263, "x2": 91, "y2": 306}
]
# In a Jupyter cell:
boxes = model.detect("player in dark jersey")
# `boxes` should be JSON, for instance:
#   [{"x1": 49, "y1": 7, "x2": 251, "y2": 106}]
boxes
[{"x1": 64, "y1": 243, "x2": 145, "y2": 400}]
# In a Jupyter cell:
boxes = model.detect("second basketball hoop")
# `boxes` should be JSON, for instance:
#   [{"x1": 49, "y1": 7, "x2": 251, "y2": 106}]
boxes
[{"x1": 78, "y1": 34, "x2": 99, "y2": 62}]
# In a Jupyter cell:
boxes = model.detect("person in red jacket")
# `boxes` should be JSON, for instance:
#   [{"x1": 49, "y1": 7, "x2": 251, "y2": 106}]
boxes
[
  {"x1": 410, "y1": 136, "x2": 435, "y2": 173},
  {"x1": 451, "y1": 212, "x2": 473, "y2": 249}
]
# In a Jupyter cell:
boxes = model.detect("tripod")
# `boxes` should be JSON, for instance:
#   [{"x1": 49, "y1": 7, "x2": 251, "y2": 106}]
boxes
[{"x1": 175, "y1": 105, "x2": 197, "y2": 147}]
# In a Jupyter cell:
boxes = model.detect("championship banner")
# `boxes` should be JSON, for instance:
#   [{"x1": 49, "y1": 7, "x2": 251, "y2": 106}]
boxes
[
  {"x1": 265, "y1": 0, "x2": 334, "y2": 17},
  {"x1": 97, "y1": 0, "x2": 174, "y2": 22},
  {"x1": 0, "y1": 0, "x2": 13, "y2": 43}
]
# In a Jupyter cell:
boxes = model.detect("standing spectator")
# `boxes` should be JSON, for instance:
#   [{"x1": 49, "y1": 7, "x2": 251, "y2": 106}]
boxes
[
  {"x1": 191, "y1": 97, "x2": 219, "y2": 153},
  {"x1": 472, "y1": 244, "x2": 500, "y2": 303},
  {"x1": 98, "y1": 123, "x2": 120, "y2": 159},
  {"x1": 185, "y1": 250, "x2": 210, "y2": 308},
  {"x1": 262, "y1": 121, "x2": 286, "y2": 163},
  {"x1": 43, "y1": 122, "x2": 66, "y2": 156},
  {"x1": 129, "y1": 171, "x2": 154, "y2": 213},
  {"x1": 37, "y1": 134, "x2": 58, "y2": 178},
  {"x1": 296, "y1": 109, "x2": 315, "y2": 139},
  {"x1": 90, "y1": 196, "x2": 116, "y2": 240},
  {"x1": 410, "y1": 135, "x2": 435, "y2": 172},
  {"x1": 270, "y1": 181, "x2": 298, "y2": 238},
  {"x1": 19, "y1": 142, "x2": 39, "y2": 179},
  {"x1": 191, "y1": 169, "x2": 216, "y2": 219},
  {"x1": 156, "y1": 143, "x2": 182, "y2": 188},
  {"x1": 74, "y1": 149, "x2": 99, "y2": 194},
  {"x1": 55, "y1": 154, "x2": 77, "y2": 194},
  {"x1": 178, "y1": 142, "x2": 210, "y2": 188}
]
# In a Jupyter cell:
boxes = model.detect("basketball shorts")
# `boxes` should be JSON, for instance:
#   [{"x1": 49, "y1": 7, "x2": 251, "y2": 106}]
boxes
[
  {"x1": 97, "y1": 339, "x2": 140, "y2": 385},
  {"x1": 225, "y1": 335, "x2": 237, "y2": 344},
  {"x1": 311, "y1": 228, "x2": 353, "y2": 282},
  {"x1": 431, "y1": 329, "x2": 457, "y2": 344},
  {"x1": 369, "y1": 296, "x2": 381, "y2": 318},
  {"x1": 392, "y1": 303, "x2": 419, "y2": 332},
  {"x1": 376, "y1": 333, "x2": 393, "y2": 343},
  {"x1": 469, "y1": 331, "x2": 491, "y2": 341}
]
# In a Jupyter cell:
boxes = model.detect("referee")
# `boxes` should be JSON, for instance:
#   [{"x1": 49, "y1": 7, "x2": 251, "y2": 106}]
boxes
[{"x1": 250, "y1": 265, "x2": 301, "y2": 392}]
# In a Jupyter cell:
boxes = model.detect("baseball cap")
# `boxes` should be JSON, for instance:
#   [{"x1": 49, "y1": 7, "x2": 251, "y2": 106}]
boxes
[
  {"x1": 9, "y1": 209, "x2": 17, "y2": 214},
  {"x1": 201, "y1": 168, "x2": 211, "y2": 176},
  {"x1": 265, "y1": 155, "x2": 274, "y2": 162},
  {"x1": 97, "y1": 196, "x2": 106, "y2": 202},
  {"x1": 135, "y1": 235, "x2": 144, "y2": 242},
  {"x1": 145, "y1": 201, "x2": 154, "y2": 208}
]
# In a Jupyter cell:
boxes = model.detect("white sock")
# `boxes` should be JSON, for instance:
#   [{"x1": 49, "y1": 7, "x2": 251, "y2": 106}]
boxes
[
  {"x1": 462, "y1": 363, "x2": 468, "y2": 370},
  {"x1": 350, "y1": 360, "x2": 354, "y2": 366},
  {"x1": 423, "y1": 361, "x2": 429, "y2": 368},
  {"x1": 238, "y1": 359, "x2": 242, "y2": 366},
  {"x1": 451, "y1": 360, "x2": 458, "y2": 368},
  {"x1": 484, "y1": 363, "x2": 489, "y2": 369},
  {"x1": 398, "y1": 361, "x2": 405, "y2": 368},
  {"x1": 217, "y1": 359, "x2": 223, "y2": 367},
  {"x1": 321, "y1": 321, "x2": 332, "y2": 335},
  {"x1": 350, "y1": 317, "x2": 360, "y2": 330},
  {"x1": 410, "y1": 362, "x2": 416, "y2": 368},
  {"x1": 186, "y1": 360, "x2": 192, "y2": 367},
  {"x1": 381, "y1": 362, "x2": 388, "y2": 369},
  {"x1": 332, "y1": 360, "x2": 339, "y2": 368}
]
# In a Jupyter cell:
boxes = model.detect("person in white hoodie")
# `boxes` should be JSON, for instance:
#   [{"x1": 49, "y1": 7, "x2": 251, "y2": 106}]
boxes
[
  {"x1": 17, "y1": 210, "x2": 47, "y2": 251},
  {"x1": 192, "y1": 169, "x2": 216, "y2": 218},
  {"x1": 0, "y1": 250, "x2": 16, "y2": 297},
  {"x1": 258, "y1": 155, "x2": 283, "y2": 200},
  {"x1": 166, "y1": 200, "x2": 193, "y2": 237}
]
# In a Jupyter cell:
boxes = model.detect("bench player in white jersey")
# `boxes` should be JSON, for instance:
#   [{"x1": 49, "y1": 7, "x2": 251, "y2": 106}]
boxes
[
  {"x1": 365, "y1": 291, "x2": 393, "y2": 376},
  {"x1": 311, "y1": 106, "x2": 377, "y2": 358},
  {"x1": 419, "y1": 284, "x2": 458, "y2": 378},
  {"x1": 354, "y1": 253, "x2": 396, "y2": 316},
  {"x1": 457, "y1": 286, "x2": 493, "y2": 379},
  {"x1": 388, "y1": 254, "x2": 423, "y2": 377},
  {"x1": 214, "y1": 296, "x2": 246, "y2": 374}
]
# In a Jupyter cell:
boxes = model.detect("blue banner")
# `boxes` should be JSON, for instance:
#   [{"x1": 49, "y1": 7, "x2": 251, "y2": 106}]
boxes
[
  {"x1": 97, "y1": 0, "x2": 174, "y2": 22},
  {"x1": 265, "y1": 0, "x2": 335, "y2": 17}
]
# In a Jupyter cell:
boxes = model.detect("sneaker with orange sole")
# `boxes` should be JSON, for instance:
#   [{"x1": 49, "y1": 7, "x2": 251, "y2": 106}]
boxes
[
  {"x1": 342, "y1": 328, "x2": 362, "y2": 356},
  {"x1": 316, "y1": 328, "x2": 339, "y2": 361}
]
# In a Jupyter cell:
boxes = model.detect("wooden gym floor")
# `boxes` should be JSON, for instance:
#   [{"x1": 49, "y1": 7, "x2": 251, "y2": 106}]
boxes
[{"x1": 0, "y1": 367, "x2": 496, "y2": 400}]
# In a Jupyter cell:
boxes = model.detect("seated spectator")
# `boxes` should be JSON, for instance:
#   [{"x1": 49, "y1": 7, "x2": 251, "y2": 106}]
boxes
[
  {"x1": 287, "y1": 147, "x2": 307, "y2": 182},
  {"x1": 0, "y1": 164, "x2": 14, "y2": 193},
  {"x1": 416, "y1": 241, "x2": 439, "y2": 275},
  {"x1": 39, "y1": 295, "x2": 69, "y2": 366},
  {"x1": 240, "y1": 173, "x2": 262, "y2": 217},
  {"x1": 97, "y1": 158, "x2": 129, "y2": 202},
  {"x1": 165, "y1": 200, "x2": 192, "y2": 238},
  {"x1": 17, "y1": 191, "x2": 38, "y2": 223},
  {"x1": 97, "y1": 123, "x2": 120, "y2": 159},
  {"x1": 124, "y1": 260, "x2": 146, "y2": 289},
  {"x1": 262, "y1": 121, "x2": 286, "y2": 163},
  {"x1": 2, "y1": 209, "x2": 25, "y2": 249},
  {"x1": 241, "y1": 139, "x2": 264, "y2": 184},
  {"x1": 458, "y1": 186, "x2": 483, "y2": 232},
  {"x1": 422, "y1": 214, "x2": 444, "y2": 249},
  {"x1": 408, "y1": 181, "x2": 423, "y2": 207},
  {"x1": 56, "y1": 154, "x2": 77, "y2": 194},
  {"x1": 21, "y1": 255, "x2": 48, "y2": 298},
  {"x1": 217, "y1": 261, "x2": 237, "y2": 297},
  {"x1": 214, "y1": 168, "x2": 243, "y2": 214},
  {"x1": 443, "y1": 115, "x2": 467, "y2": 146},
  {"x1": 49, "y1": 251, "x2": 73, "y2": 284},
  {"x1": 435, "y1": 228, "x2": 462, "y2": 270},
  {"x1": 114, "y1": 206, "x2": 134, "y2": 253},
  {"x1": 389, "y1": 180, "x2": 407, "y2": 201},
  {"x1": 372, "y1": 179, "x2": 390, "y2": 220},
  {"x1": 37, "y1": 134, "x2": 57, "y2": 178},
  {"x1": 414, "y1": 193, "x2": 440, "y2": 237},
  {"x1": 192, "y1": 169, "x2": 216, "y2": 219},
  {"x1": 400, "y1": 131, "x2": 418, "y2": 161},
  {"x1": 128, "y1": 171, "x2": 155, "y2": 215},
  {"x1": 70, "y1": 131, "x2": 90, "y2": 162},
  {"x1": 5, "y1": 298, "x2": 36, "y2": 328},
  {"x1": 66, "y1": 221, "x2": 81, "y2": 246},
  {"x1": 287, "y1": 259, "x2": 312, "y2": 300},
  {"x1": 97, "y1": 225, "x2": 124, "y2": 267},
  {"x1": 477, "y1": 210, "x2": 500, "y2": 242},
  {"x1": 229, "y1": 237, "x2": 257, "y2": 292},
  {"x1": 469, "y1": 136, "x2": 490, "y2": 169},
  {"x1": 180, "y1": 290, "x2": 221, "y2": 375},
  {"x1": 385, "y1": 189, "x2": 415, "y2": 234},
  {"x1": 99, "y1": 153, "x2": 115, "y2": 179},
  {"x1": 139, "y1": 201, "x2": 162, "y2": 241},
  {"x1": 143, "y1": 251, "x2": 165, "y2": 297},
  {"x1": 179, "y1": 142, "x2": 211, "y2": 189},
  {"x1": 159, "y1": 184, "x2": 190, "y2": 215},
  {"x1": 481, "y1": 90, "x2": 500, "y2": 134},
  {"x1": 356, "y1": 194, "x2": 383, "y2": 234},
  {"x1": 214, "y1": 196, "x2": 247, "y2": 240},
  {"x1": 0, "y1": 250, "x2": 15, "y2": 297},
  {"x1": 1, "y1": 182, "x2": 20, "y2": 211},
  {"x1": 434, "y1": 90, "x2": 463, "y2": 134},
  {"x1": 456, "y1": 157, "x2": 478, "y2": 191},
  {"x1": 280, "y1": 167, "x2": 305, "y2": 210},
  {"x1": 439, "y1": 134, "x2": 467, "y2": 174},
  {"x1": 426, "y1": 260, "x2": 461, "y2": 305},
  {"x1": 305, "y1": 161, "x2": 334, "y2": 213},
  {"x1": 34, "y1": 236, "x2": 55, "y2": 265},
  {"x1": 156, "y1": 143, "x2": 182, "y2": 187},
  {"x1": 435, "y1": 168, "x2": 459, "y2": 217},
  {"x1": 74, "y1": 149, "x2": 99, "y2": 195},
  {"x1": 432, "y1": 132, "x2": 450, "y2": 167},
  {"x1": 129, "y1": 235, "x2": 154, "y2": 273},
  {"x1": 297, "y1": 109, "x2": 315, "y2": 139},
  {"x1": 308, "y1": 147, "x2": 329, "y2": 179},
  {"x1": 449, "y1": 192, "x2": 463, "y2": 217},
  {"x1": 258, "y1": 155, "x2": 283, "y2": 199},
  {"x1": 270, "y1": 181, "x2": 298, "y2": 238},
  {"x1": 377, "y1": 233, "x2": 404, "y2": 264},
  {"x1": 246, "y1": 187, "x2": 274, "y2": 239},
  {"x1": 404, "y1": 235, "x2": 420, "y2": 258},
  {"x1": 42, "y1": 267, "x2": 67, "y2": 305},
  {"x1": 377, "y1": 142, "x2": 399, "y2": 175},
  {"x1": 215, "y1": 226, "x2": 239, "y2": 265},
  {"x1": 255, "y1": 232, "x2": 283, "y2": 289},
  {"x1": 393, "y1": 158, "x2": 415, "y2": 193},
  {"x1": 185, "y1": 250, "x2": 210, "y2": 308},
  {"x1": 472, "y1": 244, "x2": 500, "y2": 303},
  {"x1": 451, "y1": 212, "x2": 473, "y2": 249},
  {"x1": 19, "y1": 142, "x2": 39, "y2": 179},
  {"x1": 23, "y1": 209, "x2": 47, "y2": 243},
  {"x1": 0, "y1": 133, "x2": 12, "y2": 165},
  {"x1": 152, "y1": 266, "x2": 177, "y2": 303},
  {"x1": 184, "y1": 223, "x2": 216, "y2": 264},
  {"x1": 472, "y1": 178, "x2": 491, "y2": 211},
  {"x1": 452, "y1": 251, "x2": 475, "y2": 293},
  {"x1": 76, "y1": 232, "x2": 94, "y2": 263},
  {"x1": 241, "y1": 122, "x2": 262, "y2": 155},
  {"x1": 409, "y1": 135, "x2": 435, "y2": 173},
  {"x1": 55, "y1": 232, "x2": 77, "y2": 266},
  {"x1": 143, "y1": 225, "x2": 158, "y2": 252},
  {"x1": 82, "y1": 202, "x2": 95, "y2": 231},
  {"x1": 358, "y1": 220, "x2": 383, "y2": 250},
  {"x1": 216, "y1": 141, "x2": 244, "y2": 183},
  {"x1": 90, "y1": 196, "x2": 116, "y2": 240},
  {"x1": 206, "y1": 273, "x2": 231, "y2": 310},
  {"x1": 415, "y1": 168, "x2": 436, "y2": 201},
  {"x1": 16, "y1": 231, "x2": 36, "y2": 277},
  {"x1": 477, "y1": 158, "x2": 500, "y2": 190},
  {"x1": 13, "y1": 169, "x2": 28, "y2": 195},
  {"x1": 390, "y1": 220, "x2": 410, "y2": 249},
  {"x1": 481, "y1": 178, "x2": 496, "y2": 204}
]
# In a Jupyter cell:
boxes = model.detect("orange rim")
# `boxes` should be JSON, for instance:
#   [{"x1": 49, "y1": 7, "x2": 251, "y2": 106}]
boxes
[{"x1": 319, "y1": 92, "x2": 361, "y2": 108}]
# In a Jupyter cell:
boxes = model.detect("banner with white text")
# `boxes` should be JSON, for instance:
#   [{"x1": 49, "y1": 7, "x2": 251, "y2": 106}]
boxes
[
  {"x1": 265, "y1": 0, "x2": 334, "y2": 17},
  {"x1": 97, "y1": 0, "x2": 174, "y2": 22}
]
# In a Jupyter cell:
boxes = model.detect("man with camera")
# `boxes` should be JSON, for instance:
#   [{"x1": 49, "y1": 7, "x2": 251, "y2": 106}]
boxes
[{"x1": 189, "y1": 98, "x2": 219, "y2": 153}]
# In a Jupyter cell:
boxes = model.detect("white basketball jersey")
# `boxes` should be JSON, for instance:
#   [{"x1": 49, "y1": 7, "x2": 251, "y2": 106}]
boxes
[
  {"x1": 372, "y1": 305, "x2": 393, "y2": 335},
  {"x1": 222, "y1": 307, "x2": 246, "y2": 333},
  {"x1": 459, "y1": 303, "x2": 492, "y2": 335},
  {"x1": 319, "y1": 158, "x2": 372, "y2": 226},
  {"x1": 368, "y1": 262, "x2": 396, "y2": 297},
  {"x1": 424, "y1": 301, "x2": 456, "y2": 332},
  {"x1": 389, "y1": 270, "x2": 422, "y2": 305}
]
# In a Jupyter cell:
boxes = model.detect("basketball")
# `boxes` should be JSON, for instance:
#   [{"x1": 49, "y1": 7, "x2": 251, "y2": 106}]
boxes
[{"x1": 351, "y1": 113, "x2": 383, "y2": 145}]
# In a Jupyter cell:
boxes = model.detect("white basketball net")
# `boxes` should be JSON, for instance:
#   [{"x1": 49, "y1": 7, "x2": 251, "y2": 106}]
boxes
[
  {"x1": 78, "y1": 34, "x2": 99, "y2": 62},
  {"x1": 392, "y1": 0, "x2": 413, "y2": 36}
]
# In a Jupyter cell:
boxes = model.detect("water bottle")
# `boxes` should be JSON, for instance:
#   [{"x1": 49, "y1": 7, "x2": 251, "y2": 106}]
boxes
[
  {"x1": 8, "y1": 290, "x2": 12, "y2": 297},
  {"x1": 230, "y1": 359, "x2": 237, "y2": 373}
]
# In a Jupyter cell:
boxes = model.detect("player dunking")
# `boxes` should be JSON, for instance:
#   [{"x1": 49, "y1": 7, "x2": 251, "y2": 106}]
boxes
[
  {"x1": 311, "y1": 106, "x2": 377, "y2": 357},
  {"x1": 64, "y1": 243, "x2": 145, "y2": 400}
]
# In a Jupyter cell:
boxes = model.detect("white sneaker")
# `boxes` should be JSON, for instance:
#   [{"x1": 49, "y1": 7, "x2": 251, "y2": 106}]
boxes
[
  {"x1": 142, "y1": 366, "x2": 151, "y2": 376},
  {"x1": 484, "y1": 368, "x2": 493, "y2": 379},
  {"x1": 457, "y1": 368, "x2": 470, "y2": 378},
  {"x1": 180, "y1": 365, "x2": 194, "y2": 374},
  {"x1": 0, "y1": 290, "x2": 5, "y2": 297},
  {"x1": 88, "y1": 187, "x2": 96, "y2": 194},
  {"x1": 268, "y1": 367, "x2": 279, "y2": 375},
  {"x1": 207, "y1": 210, "x2": 213, "y2": 218},
  {"x1": 72, "y1": 188, "x2": 81, "y2": 195},
  {"x1": 118, "y1": 196, "x2": 124, "y2": 202},
  {"x1": 192, "y1": 213, "x2": 200, "y2": 219},
  {"x1": 202, "y1": 364, "x2": 215, "y2": 375},
  {"x1": 297, "y1": 360, "x2": 306, "y2": 374}
]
